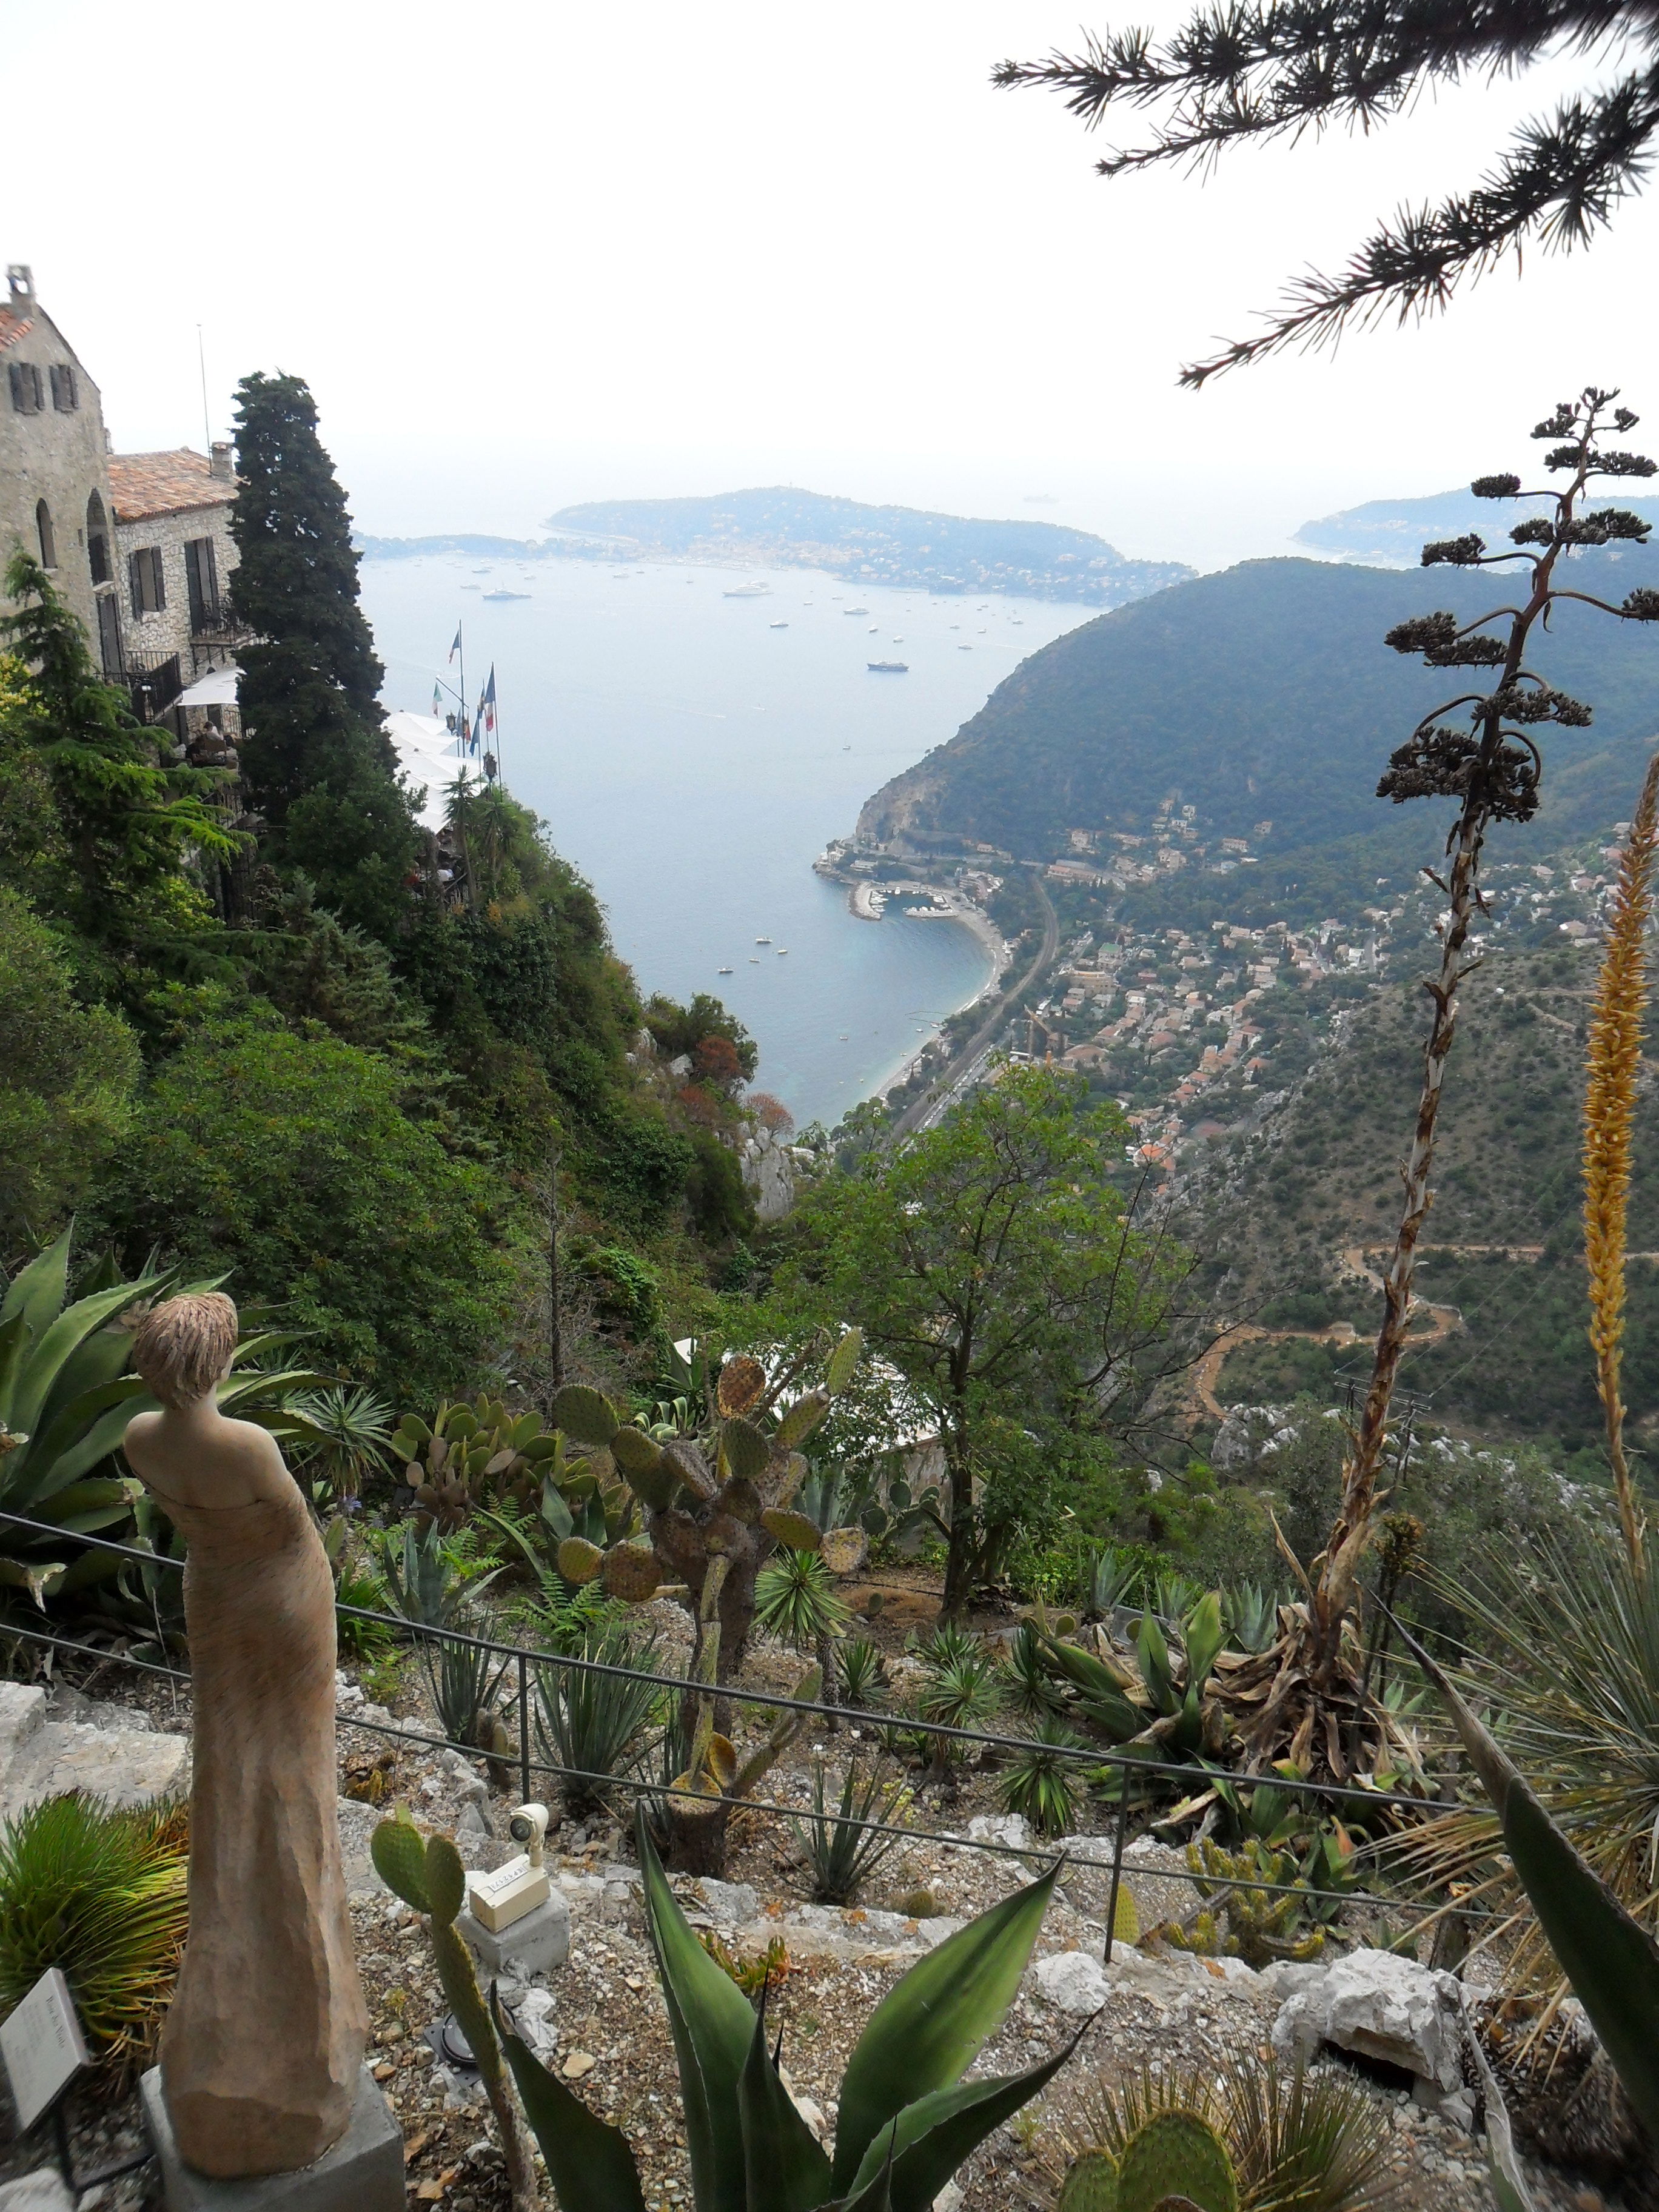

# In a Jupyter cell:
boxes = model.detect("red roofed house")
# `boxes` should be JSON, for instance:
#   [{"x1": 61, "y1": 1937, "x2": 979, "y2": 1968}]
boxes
[
  {"x1": 109, "y1": 443, "x2": 244, "y2": 735},
  {"x1": 1, "y1": 264, "x2": 126, "y2": 680}
]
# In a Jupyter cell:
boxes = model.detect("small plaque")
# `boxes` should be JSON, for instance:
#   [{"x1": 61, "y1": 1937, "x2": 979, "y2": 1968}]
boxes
[
  {"x1": 466, "y1": 1855, "x2": 551, "y2": 1933},
  {"x1": 1, "y1": 1966, "x2": 90, "y2": 2130}
]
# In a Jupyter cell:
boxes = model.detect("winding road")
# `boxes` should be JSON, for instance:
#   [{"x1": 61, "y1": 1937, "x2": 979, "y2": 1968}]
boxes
[{"x1": 890, "y1": 868, "x2": 1059, "y2": 1141}]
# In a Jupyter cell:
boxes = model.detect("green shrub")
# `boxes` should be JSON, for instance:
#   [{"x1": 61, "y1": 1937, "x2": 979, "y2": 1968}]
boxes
[{"x1": 0, "y1": 1792, "x2": 189, "y2": 2071}]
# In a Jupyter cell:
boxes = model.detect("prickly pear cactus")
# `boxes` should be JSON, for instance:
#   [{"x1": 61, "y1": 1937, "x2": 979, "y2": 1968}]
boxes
[
  {"x1": 1117, "y1": 2111, "x2": 1238, "y2": 2212},
  {"x1": 1057, "y1": 2148, "x2": 1119, "y2": 2212}
]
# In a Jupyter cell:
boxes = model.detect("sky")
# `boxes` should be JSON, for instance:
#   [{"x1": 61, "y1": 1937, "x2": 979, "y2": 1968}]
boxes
[{"x1": 9, "y1": 0, "x2": 1659, "y2": 571}]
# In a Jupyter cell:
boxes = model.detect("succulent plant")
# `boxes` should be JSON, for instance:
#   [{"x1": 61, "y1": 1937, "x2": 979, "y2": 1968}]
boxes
[
  {"x1": 1055, "y1": 2110, "x2": 1239, "y2": 2212},
  {"x1": 1153, "y1": 1837, "x2": 1327, "y2": 1969}
]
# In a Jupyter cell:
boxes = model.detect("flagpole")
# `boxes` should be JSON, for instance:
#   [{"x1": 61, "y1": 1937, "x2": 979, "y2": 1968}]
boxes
[{"x1": 458, "y1": 620, "x2": 467, "y2": 758}]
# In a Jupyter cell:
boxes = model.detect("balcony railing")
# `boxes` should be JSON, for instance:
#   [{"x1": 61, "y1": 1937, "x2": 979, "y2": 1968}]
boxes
[
  {"x1": 189, "y1": 594, "x2": 254, "y2": 645},
  {"x1": 127, "y1": 649, "x2": 183, "y2": 723}
]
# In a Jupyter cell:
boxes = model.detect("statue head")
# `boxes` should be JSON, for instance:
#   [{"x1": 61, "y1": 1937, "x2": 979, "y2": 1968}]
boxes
[{"x1": 132, "y1": 1292, "x2": 240, "y2": 1409}]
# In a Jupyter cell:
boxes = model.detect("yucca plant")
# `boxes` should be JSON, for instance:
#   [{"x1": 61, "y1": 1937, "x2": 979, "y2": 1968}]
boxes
[
  {"x1": 0, "y1": 1792, "x2": 189, "y2": 2074},
  {"x1": 489, "y1": 1808, "x2": 1081, "y2": 2212},
  {"x1": 794, "y1": 1757, "x2": 913, "y2": 1904},
  {"x1": 536, "y1": 1617, "x2": 665, "y2": 1819},
  {"x1": 1001, "y1": 1718, "x2": 1088, "y2": 1838},
  {"x1": 0, "y1": 1227, "x2": 327, "y2": 1607},
  {"x1": 755, "y1": 1547, "x2": 850, "y2": 1647},
  {"x1": 1002, "y1": 1620, "x2": 1067, "y2": 1721},
  {"x1": 838, "y1": 1632, "x2": 888, "y2": 1710},
  {"x1": 290, "y1": 1384, "x2": 395, "y2": 1501},
  {"x1": 916, "y1": 1636, "x2": 1002, "y2": 1780}
]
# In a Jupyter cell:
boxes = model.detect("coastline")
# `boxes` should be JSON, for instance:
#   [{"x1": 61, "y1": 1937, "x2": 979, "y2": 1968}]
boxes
[{"x1": 868, "y1": 902, "x2": 1009, "y2": 1107}]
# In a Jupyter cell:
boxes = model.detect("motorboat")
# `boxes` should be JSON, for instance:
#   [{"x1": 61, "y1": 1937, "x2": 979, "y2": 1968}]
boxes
[
  {"x1": 717, "y1": 966, "x2": 733, "y2": 974},
  {"x1": 868, "y1": 660, "x2": 909, "y2": 673}
]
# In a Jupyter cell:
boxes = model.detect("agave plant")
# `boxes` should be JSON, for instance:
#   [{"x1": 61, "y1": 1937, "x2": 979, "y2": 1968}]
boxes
[
  {"x1": 794, "y1": 1757, "x2": 913, "y2": 1904},
  {"x1": 486, "y1": 1807, "x2": 1081, "y2": 2212},
  {"x1": 1222, "y1": 1581, "x2": 1281, "y2": 1657},
  {"x1": 915, "y1": 1630, "x2": 1003, "y2": 1779},
  {"x1": 1000, "y1": 1718, "x2": 1089, "y2": 1839},
  {"x1": 380, "y1": 1521, "x2": 512, "y2": 1755},
  {"x1": 535, "y1": 1617, "x2": 665, "y2": 1820},
  {"x1": 1035, "y1": 1589, "x2": 1232, "y2": 1766},
  {"x1": 0, "y1": 1227, "x2": 328, "y2": 1607},
  {"x1": 1076, "y1": 1544, "x2": 1143, "y2": 1622}
]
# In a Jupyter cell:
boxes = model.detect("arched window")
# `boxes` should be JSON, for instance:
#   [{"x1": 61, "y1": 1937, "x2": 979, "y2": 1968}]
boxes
[
  {"x1": 35, "y1": 499, "x2": 56, "y2": 569},
  {"x1": 86, "y1": 491, "x2": 109, "y2": 585}
]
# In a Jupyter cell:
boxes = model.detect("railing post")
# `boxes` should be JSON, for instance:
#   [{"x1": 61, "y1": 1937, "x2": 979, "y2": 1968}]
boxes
[
  {"x1": 518, "y1": 1650, "x2": 532, "y2": 1806},
  {"x1": 1102, "y1": 1770, "x2": 1131, "y2": 1966}
]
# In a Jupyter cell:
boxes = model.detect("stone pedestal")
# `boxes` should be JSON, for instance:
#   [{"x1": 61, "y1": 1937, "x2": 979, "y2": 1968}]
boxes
[
  {"x1": 456, "y1": 1888, "x2": 571, "y2": 1979},
  {"x1": 141, "y1": 2066, "x2": 403, "y2": 2212}
]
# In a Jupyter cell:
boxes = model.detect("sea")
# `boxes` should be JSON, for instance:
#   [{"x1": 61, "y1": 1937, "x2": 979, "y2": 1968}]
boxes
[{"x1": 360, "y1": 553, "x2": 1093, "y2": 1128}]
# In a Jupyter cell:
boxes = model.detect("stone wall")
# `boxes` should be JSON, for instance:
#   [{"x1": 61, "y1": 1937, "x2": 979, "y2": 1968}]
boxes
[
  {"x1": 113, "y1": 488, "x2": 240, "y2": 679},
  {"x1": 0, "y1": 269, "x2": 121, "y2": 662}
]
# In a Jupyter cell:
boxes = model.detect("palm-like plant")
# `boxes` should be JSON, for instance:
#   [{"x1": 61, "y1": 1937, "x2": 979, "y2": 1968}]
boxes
[
  {"x1": 290, "y1": 1384, "x2": 395, "y2": 1500},
  {"x1": 837, "y1": 1633, "x2": 887, "y2": 1709},
  {"x1": 793, "y1": 1757, "x2": 913, "y2": 1903},
  {"x1": 1002, "y1": 1620, "x2": 1067, "y2": 1721},
  {"x1": 754, "y1": 1546, "x2": 849, "y2": 1648},
  {"x1": 916, "y1": 1632, "x2": 1002, "y2": 1779},
  {"x1": 1001, "y1": 1718, "x2": 1088, "y2": 1838},
  {"x1": 0, "y1": 1792, "x2": 189, "y2": 2074}
]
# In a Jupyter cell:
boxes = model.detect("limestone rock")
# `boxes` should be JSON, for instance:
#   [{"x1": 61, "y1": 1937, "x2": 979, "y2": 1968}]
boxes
[
  {"x1": 966, "y1": 1813, "x2": 1033, "y2": 1852},
  {"x1": 0, "y1": 1682, "x2": 187, "y2": 1819},
  {"x1": 1032, "y1": 1950, "x2": 1112, "y2": 2014},
  {"x1": 1273, "y1": 1947, "x2": 1464, "y2": 2090},
  {"x1": 0, "y1": 2170, "x2": 74, "y2": 2212}
]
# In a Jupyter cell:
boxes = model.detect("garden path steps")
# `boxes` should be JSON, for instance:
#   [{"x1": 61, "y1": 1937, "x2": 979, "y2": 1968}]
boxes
[{"x1": 0, "y1": 1684, "x2": 187, "y2": 1821}]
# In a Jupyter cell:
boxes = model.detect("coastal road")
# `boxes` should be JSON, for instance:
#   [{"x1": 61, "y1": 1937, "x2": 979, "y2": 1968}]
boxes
[{"x1": 890, "y1": 868, "x2": 1059, "y2": 1142}]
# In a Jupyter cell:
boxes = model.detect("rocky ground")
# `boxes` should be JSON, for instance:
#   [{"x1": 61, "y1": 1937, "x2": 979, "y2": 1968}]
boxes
[{"x1": 0, "y1": 1592, "x2": 1640, "y2": 2212}]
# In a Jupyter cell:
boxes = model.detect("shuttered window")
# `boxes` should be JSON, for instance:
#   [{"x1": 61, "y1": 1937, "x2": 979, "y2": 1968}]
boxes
[
  {"x1": 8, "y1": 362, "x2": 43, "y2": 412},
  {"x1": 184, "y1": 537, "x2": 219, "y2": 628},
  {"x1": 129, "y1": 546, "x2": 166, "y2": 615},
  {"x1": 49, "y1": 364, "x2": 77, "y2": 411}
]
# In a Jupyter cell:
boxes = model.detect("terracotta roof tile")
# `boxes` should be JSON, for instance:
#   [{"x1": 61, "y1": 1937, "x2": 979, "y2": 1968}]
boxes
[
  {"x1": 0, "y1": 310, "x2": 34, "y2": 355},
  {"x1": 109, "y1": 448, "x2": 235, "y2": 523}
]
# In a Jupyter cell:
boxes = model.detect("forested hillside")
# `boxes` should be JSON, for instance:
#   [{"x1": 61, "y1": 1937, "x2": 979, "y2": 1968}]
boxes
[{"x1": 857, "y1": 549, "x2": 1659, "y2": 877}]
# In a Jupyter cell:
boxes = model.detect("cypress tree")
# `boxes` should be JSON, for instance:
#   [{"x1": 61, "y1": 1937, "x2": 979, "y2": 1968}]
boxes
[{"x1": 230, "y1": 372, "x2": 417, "y2": 937}]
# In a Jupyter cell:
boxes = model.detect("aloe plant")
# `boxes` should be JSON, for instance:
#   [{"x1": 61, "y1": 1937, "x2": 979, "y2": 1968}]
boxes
[
  {"x1": 489, "y1": 1806, "x2": 1079, "y2": 2212},
  {"x1": 1, "y1": 1227, "x2": 327, "y2": 1607}
]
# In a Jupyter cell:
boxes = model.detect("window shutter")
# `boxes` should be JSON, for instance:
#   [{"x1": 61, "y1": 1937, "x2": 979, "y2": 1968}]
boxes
[
  {"x1": 130, "y1": 552, "x2": 145, "y2": 615},
  {"x1": 150, "y1": 548, "x2": 166, "y2": 612},
  {"x1": 201, "y1": 535, "x2": 218, "y2": 598},
  {"x1": 7, "y1": 364, "x2": 19, "y2": 411}
]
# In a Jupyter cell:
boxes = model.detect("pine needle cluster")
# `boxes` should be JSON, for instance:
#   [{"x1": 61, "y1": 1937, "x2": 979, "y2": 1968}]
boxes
[{"x1": 1583, "y1": 750, "x2": 1659, "y2": 1569}]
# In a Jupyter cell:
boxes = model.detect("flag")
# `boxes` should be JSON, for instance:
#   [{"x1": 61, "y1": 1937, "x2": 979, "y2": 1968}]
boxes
[
  {"x1": 448, "y1": 624, "x2": 463, "y2": 663},
  {"x1": 431, "y1": 681, "x2": 443, "y2": 718},
  {"x1": 477, "y1": 665, "x2": 497, "y2": 741}
]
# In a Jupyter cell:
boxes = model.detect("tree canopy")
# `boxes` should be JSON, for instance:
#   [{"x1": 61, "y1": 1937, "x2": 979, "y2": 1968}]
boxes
[{"x1": 996, "y1": 1, "x2": 1659, "y2": 382}]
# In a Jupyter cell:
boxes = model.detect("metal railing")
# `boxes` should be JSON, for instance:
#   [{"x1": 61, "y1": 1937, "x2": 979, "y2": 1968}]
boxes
[
  {"x1": 126, "y1": 651, "x2": 183, "y2": 723},
  {"x1": 1, "y1": 1508, "x2": 1495, "y2": 1957}
]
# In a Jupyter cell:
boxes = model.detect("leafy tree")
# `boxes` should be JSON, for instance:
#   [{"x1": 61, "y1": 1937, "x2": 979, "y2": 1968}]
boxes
[
  {"x1": 643, "y1": 991, "x2": 759, "y2": 1078},
  {"x1": 779, "y1": 1063, "x2": 1191, "y2": 1614},
  {"x1": 0, "y1": 890, "x2": 139, "y2": 1250},
  {"x1": 0, "y1": 558, "x2": 236, "y2": 982},
  {"x1": 93, "y1": 1014, "x2": 515, "y2": 1402},
  {"x1": 997, "y1": 0, "x2": 1659, "y2": 383},
  {"x1": 230, "y1": 372, "x2": 417, "y2": 934}
]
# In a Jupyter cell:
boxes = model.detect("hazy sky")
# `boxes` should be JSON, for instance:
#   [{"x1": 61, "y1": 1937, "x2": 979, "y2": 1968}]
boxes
[{"x1": 10, "y1": 1, "x2": 1658, "y2": 569}]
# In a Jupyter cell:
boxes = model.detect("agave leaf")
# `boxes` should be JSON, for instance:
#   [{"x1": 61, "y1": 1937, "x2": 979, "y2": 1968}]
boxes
[
  {"x1": 737, "y1": 2003, "x2": 833, "y2": 2211},
  {"x1": 0, "y1": 1311, "x2": 28, "y2": 1427},
  {"x1": 370, "y1": 1812, "x2": 431, "y2": 1912},
  {"x1": 637, "y1": 1814, "x2": 757, "y2": 2212},
  {"x1": 0, "y1": 1225, "x2": 72, "y2": 1338},
  {"x1": 846, "y1": 2026, "x2": 1088, "y2": 2211},
  {"x1": 13, "y1": 1277, "x2": 165, "y2": 1441},
  {"x1": 831, "y1": 1862, "x2": 1059, "y2": 2193},
  {"x1": 1037, "y1": 1633, "x2": 1143, "y2": 1741},
  {"x1": 1181, "y1": 1594, "x2": 1225, "y2": 1691},
  {"x1": 496, "y1": 1999, "x2": 646, "y2": 2212},
  {"x1": 1132, "y1": 1614, "x2": 1177, "y2": 1715},
  {"x1": 1382, "y1": 1600, "x2": 1659, "y2": 2145},
  {"x1": 12, "y1": 1379, "x2": 150, "y2": 1505},
  {"x1": 0, "y1": 1555, "x2": 67, "y2": 1607}
]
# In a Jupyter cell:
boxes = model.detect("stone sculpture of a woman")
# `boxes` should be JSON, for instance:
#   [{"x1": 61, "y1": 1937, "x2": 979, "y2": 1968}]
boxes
[{"x1": 124, "y1": 1293, "x2": 369, "y2": 2179}]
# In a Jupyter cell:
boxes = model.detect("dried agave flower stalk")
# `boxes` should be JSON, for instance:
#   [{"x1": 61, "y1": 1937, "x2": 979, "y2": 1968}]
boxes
[{"x1": 1584, "y1": 751, "x2": 1659, "y2": 1572}]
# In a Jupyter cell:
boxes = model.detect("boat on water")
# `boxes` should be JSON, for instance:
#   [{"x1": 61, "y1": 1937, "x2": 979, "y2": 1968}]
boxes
[
  {"x1": 777, "y1": 948, "x2": 788, "y2": 956},
  {"x1": 843, "y1": 606, "x2": 870, "y2": 615},
  {"x1": 769, "y1": 620, "x2": 789, "y2": 628},
  {"x1": 868, "y1": 660, "x2": 909, "y2": 673},
  {"x1": 724, "y1": 582, "x2": 770, "y2": 598},
  {"x1": 756, "y1": 935, "x2": 772, "y2": 943},
  {"x1": 483, "y1": 590, "x2": 530, "y2": 602},
  {"x1": 717, "y1": 966, "x2": 733, "y2": 974}
]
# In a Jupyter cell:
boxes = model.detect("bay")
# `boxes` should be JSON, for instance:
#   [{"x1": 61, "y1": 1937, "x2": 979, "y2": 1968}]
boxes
[{"x1": 360, "y1": 552, "x2": 1091, "y2": 1127}]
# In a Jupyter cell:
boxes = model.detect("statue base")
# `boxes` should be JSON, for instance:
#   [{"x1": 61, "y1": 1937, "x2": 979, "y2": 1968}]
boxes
[
  {"x1": 457, "y1": 1887, "x2": 571, "y2": 1978},
  {"x1": 140, "y1": 2066, "x2": 404, "y2": 2212}
]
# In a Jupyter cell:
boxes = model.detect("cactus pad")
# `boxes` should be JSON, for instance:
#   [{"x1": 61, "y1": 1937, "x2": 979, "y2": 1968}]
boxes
[
  {"x1": 609, "y1": 1425, "x2": 662, "y2": 1476},
  {"x1": 760, "y1": 1508, "x2": 822, "y2": 1552},
  {"x1": 716, "y1": 1355, "x2": 768, "y2": 1417},
  {"x1": 776, "y1": 1387, "x2": 831, "y2": 1449},
  {"x1": 1057, "y1": 2150, "x2": 1119, "y2": 2212},
  {"x1": 551, "y1": 1384, "x2": 618, "y2": 1446},
  {"x1": 820, "y1": 1525, "x2": 868, "y2": 1576},
  {"x1": 557, "y1": 1535, "x2": 605, "y2": 1584},
  {"x1": 825, "y1": 1327, "x2": 863, "y2": 1396},
  {"x1": 370, "y1": 1812, "x2": 431, "y2": 1912},
  {"x1": 425, "y1": 1834, "x2": 467, "y2": 1928},
  {"x1": 722, "y1": 1417, "x2": 771, "y2": 1484},
  {"x1": 719, "y1": 1476, "x2": 763, "y2": 1524},
  {"x1": 1118, "y1": 2111, "x2": 1237, "y2": 2212},
  {"x1": 601, "y1": 1542, "x2": 662, "y2": 1603}
]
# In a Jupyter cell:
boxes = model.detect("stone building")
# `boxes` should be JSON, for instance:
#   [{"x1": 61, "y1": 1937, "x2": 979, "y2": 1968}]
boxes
[
  {"x1": 0, "y1": 264, "x2": 125, "y2": 678},
  {"x1": 109, "y1": 446, "x2": 244, "y2": 730}
]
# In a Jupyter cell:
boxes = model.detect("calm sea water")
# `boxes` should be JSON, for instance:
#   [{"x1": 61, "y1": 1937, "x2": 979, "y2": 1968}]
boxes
[{"x1": 360, "y1": 554, "x2": 1090, "y2": 1127}]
